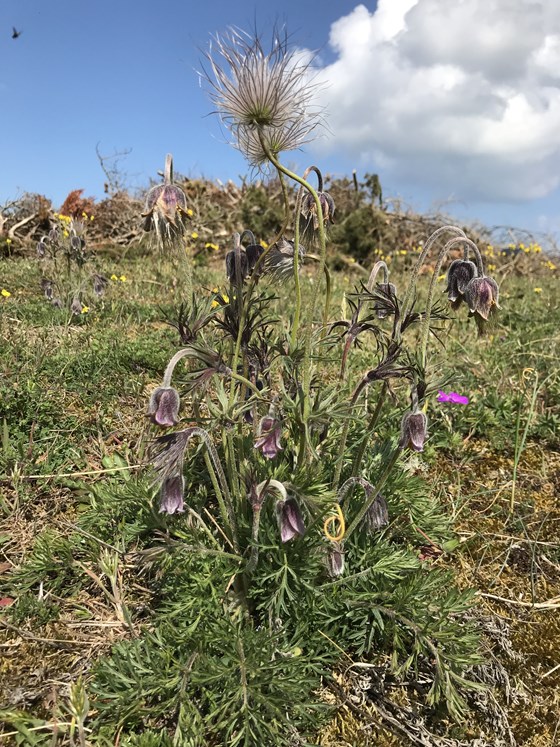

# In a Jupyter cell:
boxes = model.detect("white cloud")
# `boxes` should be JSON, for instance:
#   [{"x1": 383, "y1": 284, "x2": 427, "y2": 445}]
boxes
[{"x1": 312, "y1": 0, "x2": 560, "y2": 201}]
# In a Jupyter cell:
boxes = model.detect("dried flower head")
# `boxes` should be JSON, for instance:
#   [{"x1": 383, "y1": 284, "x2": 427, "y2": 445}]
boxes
[
  {"x1": 203, "y1": 28, "x2": 322, "y2": 165},
  {"x1": 276, "y1": 496, "x2": 305, "y2": 542},
  {"x1": 159, "y1": 474, "x2": 185, "y2": 515},
  {"x1": 148, "y1": 386, "x2": 181, "y2": 428},
  {"x1": 70, "y1": 297, "x2": 82, "y2": 315},
  {"x1": 264, "y1": 237, "x2": 305, "y2": 279},
  {"x1": 399, "y1": 410, "x2": 428, "y2": 452},
  {"x1": 41, "y1": 278, "x2": 54, "y2": 300}
]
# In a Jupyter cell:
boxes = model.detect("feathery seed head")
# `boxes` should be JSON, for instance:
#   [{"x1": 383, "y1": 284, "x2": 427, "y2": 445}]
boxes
[{"x1": 203, "y1": 28, "x2": 322, "y2": 164}]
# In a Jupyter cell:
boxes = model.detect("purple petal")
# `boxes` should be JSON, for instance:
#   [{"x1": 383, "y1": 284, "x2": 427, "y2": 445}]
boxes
[{"x1": 437, "y1": 391, "x2": 452, "y2": 402}]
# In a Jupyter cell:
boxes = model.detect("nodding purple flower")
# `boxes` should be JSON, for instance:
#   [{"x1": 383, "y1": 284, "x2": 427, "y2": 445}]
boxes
[
  {"x1": 399, "y1": 410, "x2": 428, "y2": 452},
  {"x1": 148, "y1": 386, "x2": 181, "y2": 428},
  {"x1": 300, "y1": 191, "x2": 335, "y2": 231},
  {"x1": 41, "y1": 278, "x2": 54, "y2": 300},
  {"x1": 142, "y1": 155, "x2": 190, "y2": 248},
  {"x1": 245, "y1": 242, "x2": 265, "y2": 273},
  {"x1": 37, "y1": 240, "x2": 47, "y2": 258},
  {"x1": 254, "y1": 415, "x2": 282, "y2": 459},
  {"x1": 276, "y1": 497, "x2": 305, "y2": 542},
  {"x1": 159, "y1": 474, "x2": 185, "y2": 514},
  {"x1": 464, "y1": 275, "x2": 500, "y2": 320},
  {"x1": 363, "y1": 494, "x2": 389, "y2": 532},
  {"x1": 93, "y1": 273, "x2": 109, "y2": 297},
  {"x1": 445, "y1": 259, "x2": 478, "y2": 307},
  {"x1": 326, "y1": 541, "x2": 345, "y2": 578},
  {"x1": 70, "y1": 297, "x2": 83, "y2": 315},
  {"x1": 225, "y1": 248, "x2": 249, "y2": 283}
]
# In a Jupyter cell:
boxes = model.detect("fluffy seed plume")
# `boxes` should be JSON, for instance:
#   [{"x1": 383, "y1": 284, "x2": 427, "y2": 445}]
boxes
[{"x1": 203, "y1": 28, "x2": 322, "y2": 165}]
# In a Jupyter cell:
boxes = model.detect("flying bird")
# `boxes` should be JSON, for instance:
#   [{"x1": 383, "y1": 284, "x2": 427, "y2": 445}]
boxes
[{"x1": 12, "y1": 27, "x2": 22, "y2": 39}]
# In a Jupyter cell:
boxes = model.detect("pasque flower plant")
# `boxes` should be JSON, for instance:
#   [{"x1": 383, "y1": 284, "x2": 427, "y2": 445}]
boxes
[{"x1": 133, "y1": 27, "x2": 504, "y2": 745}]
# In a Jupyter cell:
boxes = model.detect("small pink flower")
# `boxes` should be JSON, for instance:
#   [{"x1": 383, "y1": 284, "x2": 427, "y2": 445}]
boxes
[{"x1": 437, "y1": 390, "x2": 469, "y2": 405}]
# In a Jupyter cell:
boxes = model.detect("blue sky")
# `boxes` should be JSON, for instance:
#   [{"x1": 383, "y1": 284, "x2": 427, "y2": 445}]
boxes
[{"x1": 2, "y1": 0, "x2": 560, "y2": 246}]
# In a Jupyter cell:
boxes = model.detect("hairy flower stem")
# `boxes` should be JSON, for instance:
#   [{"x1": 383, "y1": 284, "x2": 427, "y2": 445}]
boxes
[
  {"x1": 162, "y1": 347, "x2": 198, "y2": 388},
  {"x1": 260, "y1": 144, "x2": 327, "y2": 412},
  {"x1": 344, "y1": 447, "x2": 401, "y2": 539},
  {"x1": 400, "y1": 225, "x2": 466, "y2": 326},
  {"x1": 351, "y1": 381, "x2": 389, "y2": 477},
  {"x1": 333, "y1": 377, "x2": 370, "y2": 488},
  {"x1": 420, "y1": 237, "x2": 485, "y2": 368},
  {"x1": 290, "y1": 185, "x2": 306, "y2": 349},
  {"x1": 246, "y1": 480, "x2": 286, "y2": 574}
]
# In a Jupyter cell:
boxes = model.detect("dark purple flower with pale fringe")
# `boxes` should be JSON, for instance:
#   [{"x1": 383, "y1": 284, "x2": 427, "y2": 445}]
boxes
[
  {"x1": 300, "y1": 191, "x2": 335, "y2": 231},
  {"x1": 399, "y1": 410, "x2": 428, "y2": 452},
  {"x1": 159, "y1": 474, "x2": 185, "y2": 514},
  {"x1": 464, "y1": 276, "x2": 500, "y2": 320},
  {"x1": 148, "y1": 386, "x2": 180, "y2": 428},
  {"x1": 445, "y1": 260, "x2": 478, "y2": 307},
  {"x1": 254, "y1": 415, "x2": 282, "y2": 459},
  {"x1": 276, "y1": 497, "x2": 305, "y2": 542}
]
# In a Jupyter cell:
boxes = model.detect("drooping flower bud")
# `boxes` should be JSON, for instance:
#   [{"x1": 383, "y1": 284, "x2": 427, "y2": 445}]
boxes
[
  {"x1": 225, "y1": 249, "x2": 249, "y2": 283},
  {"x1": 399, "y1": 410, "x2": 428, "y2": 452},
  {"x1": 148, "y1": 386, "x2": 181, "y2": 428},
  {"x1": 363, "y1": 494, "x2": 389, "y2": 532},
  {"x1": 70, "y1": 297, "x2": 83, "y2": 315},
  {"x1": 93, "y1": 274, "x2": 108, "y2": 297},
  {"x1": 445, "y1": 259, "x2": 478, "y2": 307},
  {"x1": 245, "y1": 242, "x2": 265, "y2": 273},
  {"x1": 326, "y1": 541, "x2": 345, "y2": 578},
  {"x1": 276, "y1": 497, "x2": 305, "y2": 542},
  {"x1": 254, "y1": 415, "x2": 282, "y2": 459},
  {"x1": 159, "y1": 474, "x2": 185, "y2": 514},
  {"x1": 41, "y1": 278, "x2": 54, "y2": 300},
  {"x1": 463, "y1": 276, "x2": 500, "y2": 320}
]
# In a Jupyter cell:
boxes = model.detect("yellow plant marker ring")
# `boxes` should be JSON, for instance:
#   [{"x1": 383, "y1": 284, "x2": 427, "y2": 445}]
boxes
[{"x1": 324, "y1": 503, "x2": 346, "y2": 542}]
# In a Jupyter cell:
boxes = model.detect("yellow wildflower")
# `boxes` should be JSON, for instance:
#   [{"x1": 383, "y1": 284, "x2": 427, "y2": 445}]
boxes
[
  {"x1": 260, "y1": 240, "x2": 268, "y2": 249},
  {"x1": 6, "y1": 238, "x2": 12, "y2": 245},
  {"x1": 119, "y1": 275, "x2": 127, "y2": 282},
  {"x1": 533, "y1": 287, "x2": 542, "y2": 293},
  {"x1": 187, "y1": 208, "x2": 193, "y2": 217},
  {"x1": 1, "y1": 288, "x2": 11, "y2": 298},
  {"x1": 110, "y1": 274, "x2": 118, "y2": 281},
  {"x1": 63, "y1": 230, "x2": 69, "y2": 238},
  {"x1": 81, "y1": 305, "x2": 90, "y2": 314},
  {"x1": 437, "y1": 274, "x2": 446, "y2": 282},
  {"x1": 191, "y1": 231, "x2": 199, "y2": 240}
]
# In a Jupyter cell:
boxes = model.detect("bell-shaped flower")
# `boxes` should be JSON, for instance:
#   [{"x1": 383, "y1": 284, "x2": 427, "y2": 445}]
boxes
[
  {"x1": 254, "y1": 415, "x2": 282, "y2": 459},
  {"x1": 399, "y1": 410, "x2": 428, "y2": 452},
  {"x1": 148, "y1": 386, "x2": 180, "y2": 428},
  {"x1": 363, "y1": 494, "x2": 389, "y2": 532},
  {"x1": 300, "y1": 190, "x2": 335, "y2": 231},
  {"x1": 276, "y1": 496, "x2": 305, "y2": 542},
  {"x1": 225, "y1": 248, "x2": 249, "y2": 283},
  {"x1": 326, "y1": 541, "x2": 345, "y2": 578},
  {"x1": 159, "y1": 474, "x2": 185, "y2": 514},
  {"x1": 445, "y1": 259, "x2": 478, "y2": 306},
  {"x1": 464, "y1": 276, "x2": 500, "y2": 320}
]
